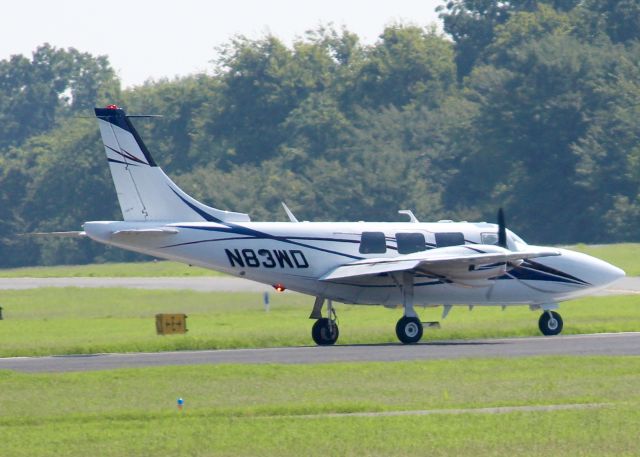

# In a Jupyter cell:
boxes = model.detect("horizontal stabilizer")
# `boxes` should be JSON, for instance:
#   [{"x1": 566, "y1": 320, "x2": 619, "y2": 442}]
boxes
[
  {"x1": 23, "y1": 231, "x2": 87, "y2": 238},
  {"x1": 112, "y1": 228, "x2": 179, "y2": 238}
]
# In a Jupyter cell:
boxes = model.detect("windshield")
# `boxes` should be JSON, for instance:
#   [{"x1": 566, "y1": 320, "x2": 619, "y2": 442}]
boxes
[
  {"x1": 507, "y1": 230, "x2": 528, "y2": 251},
  {"x1": 481, "y1": 230, "x2": 528, "y2": 251}
]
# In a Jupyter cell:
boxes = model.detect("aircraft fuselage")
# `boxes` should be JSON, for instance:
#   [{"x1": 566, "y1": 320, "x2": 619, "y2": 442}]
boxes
[{"x1": 84, "y1": 219, "x2": 623, "y2": 308}]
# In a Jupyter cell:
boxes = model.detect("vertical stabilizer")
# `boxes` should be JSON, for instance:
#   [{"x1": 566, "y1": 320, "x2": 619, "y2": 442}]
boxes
[{"x1": 95, "y1": 105, "x2": 250, "y2": 223}]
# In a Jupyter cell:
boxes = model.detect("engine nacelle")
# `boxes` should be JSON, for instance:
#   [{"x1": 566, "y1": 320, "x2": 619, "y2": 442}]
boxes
[{"x1": 454, "y1": 262, "x2": 509, "y2": 280}]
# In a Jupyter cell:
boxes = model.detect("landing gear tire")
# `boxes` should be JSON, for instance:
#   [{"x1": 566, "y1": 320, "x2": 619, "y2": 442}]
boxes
[
  {"x1": 538, "y1": 311, "x2": 563, "y2": 336},
  {"x1": 312, "y1": 318, "x2": 339, "y2": 346},
  {"x1": 396, "y1": 316, "x2": 423, "y2": 344}
]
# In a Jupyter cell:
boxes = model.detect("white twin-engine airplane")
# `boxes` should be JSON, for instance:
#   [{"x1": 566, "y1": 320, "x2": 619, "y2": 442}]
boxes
[{"x1": 81, "y1": 104, "x2": 625, "y2": 345}]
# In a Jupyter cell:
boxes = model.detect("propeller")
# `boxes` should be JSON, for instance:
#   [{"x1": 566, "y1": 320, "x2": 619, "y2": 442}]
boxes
[
  {"x1": 486, "y1": 207, "x2": 508, "y2": 300},
  {"x1": 497, "y1": 208, "x2": 507, "y2": 249}
]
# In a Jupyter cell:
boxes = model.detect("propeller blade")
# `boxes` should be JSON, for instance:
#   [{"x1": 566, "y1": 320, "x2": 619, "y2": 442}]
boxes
[{"x1": 497, "y1": 208, "x2": 507, "y2": 248}]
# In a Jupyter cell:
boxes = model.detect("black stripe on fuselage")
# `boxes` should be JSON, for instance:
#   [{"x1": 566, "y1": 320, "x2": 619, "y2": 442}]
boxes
[
  {"x1": 330, "y1": 279, "x2": 449, "y2": 288},
  {"x1": 463, "y1": 246, "x2": 486, "y2": 254},
  {"x1": 517, "y1": 260, "x2": 590, "y2": 285},
  {"x1": 162, "y1": 225, "x2": 588, "y2": 287},
  {"x1": 168, "y1": 225, "x2": 365, "y2": 260},
  {"x1": 496, "y1": 261, "x2": 590, "y2": 286},
  {"x1": 168, "y1": 187, "x2": 225, "y2": 223}
]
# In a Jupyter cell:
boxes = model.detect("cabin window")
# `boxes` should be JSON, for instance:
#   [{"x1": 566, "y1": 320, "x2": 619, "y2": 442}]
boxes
[
  {"x1": 359, "y1": 232, "x2": 387, "y2": 254},
  {"x1": 481, "y1": 232, "x2": 499, "y2": 245},
  {"x1": 396, "y1": 233, "x2": 426, "y2": 254},
  {"x1": 435, "y1": 232, "x2": 465, "y2": 247}
]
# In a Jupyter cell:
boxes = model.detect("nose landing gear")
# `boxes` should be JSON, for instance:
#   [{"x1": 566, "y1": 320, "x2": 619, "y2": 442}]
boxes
[{"x1": 539, "y1": 310, "x2": 563, "y2": 336}]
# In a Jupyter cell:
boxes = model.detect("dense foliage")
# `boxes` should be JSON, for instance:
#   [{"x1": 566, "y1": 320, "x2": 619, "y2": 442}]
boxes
[{"x1": 1, "y1": 1, "x2": 639, "y2": 267}]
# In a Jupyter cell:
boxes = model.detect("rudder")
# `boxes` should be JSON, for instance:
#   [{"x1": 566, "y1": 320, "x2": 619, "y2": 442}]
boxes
[{"x1": 95, "y1": 105, "x2": 250, "y2": 223}]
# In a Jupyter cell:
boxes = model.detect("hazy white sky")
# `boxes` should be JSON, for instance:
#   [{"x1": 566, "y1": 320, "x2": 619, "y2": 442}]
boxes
[{"x1": 1, "y1": 0, "x2": 444, "y2": 87}]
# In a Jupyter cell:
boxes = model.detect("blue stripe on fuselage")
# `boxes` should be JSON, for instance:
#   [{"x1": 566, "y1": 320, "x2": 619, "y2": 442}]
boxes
[{"x1": 167, "y1": 224, "x2": 365, "y2": 260}]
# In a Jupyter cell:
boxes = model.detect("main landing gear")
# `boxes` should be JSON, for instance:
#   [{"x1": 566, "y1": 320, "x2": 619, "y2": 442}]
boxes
[
  {"x1": 393, "y1": 271, "x2": 423, "y2": 344},
  {"x1": 396, "y1": 316, "x2": 423, "y2": 344},
  {"x1": 538, "y1": 310, "x2": 563, "y2": 336},
  {"x1": 309, "y1": 296, "x2": 339, "y2": 345}
]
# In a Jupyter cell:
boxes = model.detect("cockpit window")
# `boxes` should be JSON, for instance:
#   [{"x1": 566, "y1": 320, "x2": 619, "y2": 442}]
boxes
[
  {"x1": 396, "y1": 233, "x2": 426, "y2": 254},
  {"x1": 481, "y1": 230, "x2": 528, "y2": 250},
  {"x1": 435, "y1": 232, "x2": 465, "y2": 247},
  {"x1": 481, "y1": 232, "x2": 499, "y2": 245},
  {"x1": 359, "y1": 232, "x2": 387, "y2": 254},
  {"x1": 508, "y1": 231, "x2": 528, "y2": 251}
]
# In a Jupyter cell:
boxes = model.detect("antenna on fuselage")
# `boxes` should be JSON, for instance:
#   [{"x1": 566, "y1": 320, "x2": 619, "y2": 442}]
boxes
[
  {"x1": 281, "y1": 202, "x2": 299, "y2": 223},
  {"x1": 398, "y1": 210, "x2": 419, "y2": 223}
]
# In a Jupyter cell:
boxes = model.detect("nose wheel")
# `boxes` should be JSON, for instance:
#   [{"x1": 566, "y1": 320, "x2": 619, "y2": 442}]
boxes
[{"x1": 538, "y1": 310, "x2": 563, "y2": 336}]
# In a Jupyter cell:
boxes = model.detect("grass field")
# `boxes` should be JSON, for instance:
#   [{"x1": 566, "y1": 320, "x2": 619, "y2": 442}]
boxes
[
  {"x1": 0, "y1": 247, "x2": 637, "y2": 455},
  {"x1": 0, "y1": 288, "x2": 638, "y2": 357},
  {"x1": 1, "y1": 356, "x2": 639, "y2": 456},
  {"x1": 569, "y1": 243, "x2": 640, "y2": 276},
  {"x1": 0, "y1": 261, "x2": 220, "y2": 278},
  {"x1": 0, "y1": 243, "x2": 637, "y2": 278}
]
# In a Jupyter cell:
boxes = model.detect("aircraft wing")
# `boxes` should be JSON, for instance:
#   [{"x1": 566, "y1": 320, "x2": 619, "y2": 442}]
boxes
[
  {"x1": 321, "y1": 247, "x2": 560, "y2": 281},
  {"x1": 321, "y1": 258, "x2": 423, "y2": 280}
]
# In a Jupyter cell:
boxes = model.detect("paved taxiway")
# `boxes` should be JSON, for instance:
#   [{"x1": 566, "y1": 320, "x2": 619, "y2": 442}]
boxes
[
  {"x1": 1, "y1": 332, "x2": 638, "y2": 373},
  {"x1": 0, "y1": 276, "x2": 638, "y2": 294},
  {"x1": 0, "y1": 277, "x2": 273, "y2": 292}
]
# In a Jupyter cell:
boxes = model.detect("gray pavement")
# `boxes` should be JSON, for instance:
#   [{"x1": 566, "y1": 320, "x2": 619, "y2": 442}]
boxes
[
  {"x1": 0, "y1": 277, "x2": 273, "y2": 292},
  {"x1": 0, "y1": 276, "x2": 638, "y2": 294},
  {"x1": 1, "y1": 332, "x2": 639, "y2": 373},
  {"x1": 593, "y1": 276, "x2": 640, "y2": 295}
]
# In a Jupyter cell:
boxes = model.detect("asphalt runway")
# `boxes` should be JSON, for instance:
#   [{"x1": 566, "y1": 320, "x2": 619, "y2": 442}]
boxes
[
  {"x1": 0, "y1": 277, "x2": 273, "y2": 292},
  {"x1": 1, "y1": 332, "x2": 639, "y2": 373},
  {"x1": 0, "y1": 276, "x2": 638, "y2": 294}
]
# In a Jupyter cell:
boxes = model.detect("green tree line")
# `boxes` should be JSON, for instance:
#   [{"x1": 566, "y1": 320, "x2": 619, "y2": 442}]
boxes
[{"x1": 1, "y1": 0, "x2": 639, "y2": 267}]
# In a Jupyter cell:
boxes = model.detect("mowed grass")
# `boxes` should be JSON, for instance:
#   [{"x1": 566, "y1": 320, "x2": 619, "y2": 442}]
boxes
[
  {"x1": 0, "y1": 288, "x2": 639, "y2": 357},
  {"x1": 0, "y1": 357, "x2": 639, "y2": 456},
  {"x1": 567, "y1": 243, "x2": 640, "y2": 275},
  {"x1": 0, "y1": 242, "x2": 636, "y2": 278},
  {"x1": 0, "y1": 260, "x2": 220, "y2": 278}
]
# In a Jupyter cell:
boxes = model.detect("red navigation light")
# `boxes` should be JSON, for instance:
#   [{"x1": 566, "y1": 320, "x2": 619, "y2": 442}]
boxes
[
  {"x1": 105, "y1": 104, "x2": 119, "y2": 110},
  {"x1": 273, "y1": 283, "x2": 286, "y2": 292}
]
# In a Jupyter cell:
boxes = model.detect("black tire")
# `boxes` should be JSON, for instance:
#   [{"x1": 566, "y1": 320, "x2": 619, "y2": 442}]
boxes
[
  {"x1": 538, "y1": 311, "x2": 563, "y2": 336},
  {"x1": 312, "y1": 318, "x2": 339, "y2": 345},
  {"x1": 395, "y1": 316, "x2": 423, "y2": 344}
]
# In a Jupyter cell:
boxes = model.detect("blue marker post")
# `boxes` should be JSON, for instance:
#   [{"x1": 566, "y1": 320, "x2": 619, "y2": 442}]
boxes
[
  {"x1": 177, "y1": 397, "x2": 184, "y2": 411},
  {"x1": 263, "y1": 292, "x2": 270, "y2": 312}
]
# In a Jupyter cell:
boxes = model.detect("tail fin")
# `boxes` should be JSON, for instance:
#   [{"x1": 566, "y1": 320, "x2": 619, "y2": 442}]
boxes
[{"x1": 94, "y1": 105, "x2": 250, "y2": 223}]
